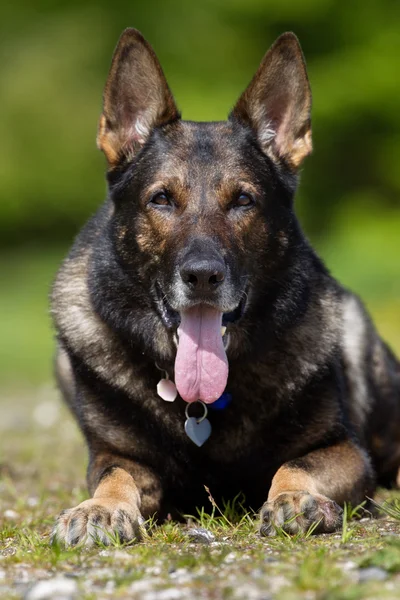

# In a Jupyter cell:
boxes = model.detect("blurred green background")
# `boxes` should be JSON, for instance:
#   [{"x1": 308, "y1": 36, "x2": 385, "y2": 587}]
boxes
[{"x1": 1, "y1": 0, "x2": 399, "y2": 391}]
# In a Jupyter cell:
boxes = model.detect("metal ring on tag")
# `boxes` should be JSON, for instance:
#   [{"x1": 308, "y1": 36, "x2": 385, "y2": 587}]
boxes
[
  {"x1": 185, "y1": 400, "x2": 208, "y2": 423},
  {"x1": 155, "y1": 362, "x2": 169, "y2": 380}
]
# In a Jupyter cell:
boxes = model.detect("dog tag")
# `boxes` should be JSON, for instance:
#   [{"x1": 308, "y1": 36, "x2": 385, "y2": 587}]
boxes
[
  {"x1": 157, "y1": 378, "x2": 177, "y2": 402},
  {"x1": 184, "y1": 416, "x2": 212, "y2": 447}
]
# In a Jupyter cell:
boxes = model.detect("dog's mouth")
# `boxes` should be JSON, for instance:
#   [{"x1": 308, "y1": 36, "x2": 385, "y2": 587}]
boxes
[
  {"x1": 155, "y1": 281, "x2": 247, "y2": 336},
  {"x1": 155, "y1": 282, "x2": 248, "y2": 404}
]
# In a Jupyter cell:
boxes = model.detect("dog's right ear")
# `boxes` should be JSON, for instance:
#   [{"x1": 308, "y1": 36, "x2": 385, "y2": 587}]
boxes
[{"x1": 97, "y1": 28, "x2": 180, "y2": 167}]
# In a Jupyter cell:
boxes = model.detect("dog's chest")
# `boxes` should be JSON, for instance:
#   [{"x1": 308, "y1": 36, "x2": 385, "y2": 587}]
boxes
[{"x1": 142, "y1": 370, "x2": 291, "y2": 462}]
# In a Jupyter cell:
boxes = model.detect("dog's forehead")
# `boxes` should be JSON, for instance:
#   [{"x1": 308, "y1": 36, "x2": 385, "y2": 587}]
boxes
[{"x1": 155, "y1": 120, "x2": 253, "y2": 176}]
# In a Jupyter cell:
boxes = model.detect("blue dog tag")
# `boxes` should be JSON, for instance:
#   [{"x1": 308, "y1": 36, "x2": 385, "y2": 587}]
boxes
[{"x1": 184, "y1": 416, "x2": 212, "y2": 447}]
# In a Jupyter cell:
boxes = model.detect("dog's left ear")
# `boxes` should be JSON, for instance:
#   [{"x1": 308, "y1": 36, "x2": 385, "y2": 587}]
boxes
[
  {"x1": 97, "y1": 28, "x2": 180, "y2": 167},
  {"x1": 230, "y1": 32, "x2": 312, "y2": 170}
]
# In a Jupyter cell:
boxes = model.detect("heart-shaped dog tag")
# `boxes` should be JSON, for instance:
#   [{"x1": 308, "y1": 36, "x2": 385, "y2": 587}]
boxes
[
  {"x1": 184, "y1": 416, "x2": 212, "y2": 447},
  {"x1": 157, "y1": 378, "x2": 177, "y2": 402}
]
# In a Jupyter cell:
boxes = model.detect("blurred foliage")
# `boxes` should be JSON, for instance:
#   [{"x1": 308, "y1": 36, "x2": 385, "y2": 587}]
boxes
[
  {"x1": 1, "y1": 0, "x2": 400, "y2": 243},
  {"x1": 0, "y1": 0, "x2": 399, "y2": 386}
]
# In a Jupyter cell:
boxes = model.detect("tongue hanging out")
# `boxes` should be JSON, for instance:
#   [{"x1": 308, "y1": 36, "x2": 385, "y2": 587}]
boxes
[{"x1": 174, "y1": 305, "x2": 228, "y2": 403}]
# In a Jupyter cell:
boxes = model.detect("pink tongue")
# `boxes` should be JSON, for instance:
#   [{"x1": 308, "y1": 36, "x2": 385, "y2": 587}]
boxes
[{"x1": 174, "y1": 305, "x2": 228, "y2": 403}]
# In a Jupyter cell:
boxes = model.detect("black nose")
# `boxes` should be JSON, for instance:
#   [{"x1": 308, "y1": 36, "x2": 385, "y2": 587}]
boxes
[{"x1": 180, "y1": 258, "x2": 226, "y2": 291}]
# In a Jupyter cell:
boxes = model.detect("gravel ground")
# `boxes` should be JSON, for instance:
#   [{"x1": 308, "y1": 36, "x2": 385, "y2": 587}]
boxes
[{"x1": 2, "y1": 387, "x2": 400, "y2": 600}]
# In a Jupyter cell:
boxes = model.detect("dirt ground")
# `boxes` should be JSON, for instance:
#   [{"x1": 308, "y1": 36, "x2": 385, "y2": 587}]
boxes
[{"x1": 2, "y1": 387, "x2": 400, "y2": 600}]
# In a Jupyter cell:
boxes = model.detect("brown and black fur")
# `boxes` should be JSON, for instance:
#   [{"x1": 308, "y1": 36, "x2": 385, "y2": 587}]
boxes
[{"x1": 51, "y1": 29, "x2": 400, "y2": 545}]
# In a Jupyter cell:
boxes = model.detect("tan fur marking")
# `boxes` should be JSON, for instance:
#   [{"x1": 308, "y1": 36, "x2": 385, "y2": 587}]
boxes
[
  {"x1": 52, "y1": 466, "x2": 144, "y2": 546},
  {"x1": 268, "y1": 441, "x2": 372, "y2": 506},
  {"x1": 117, "y1": 225, "x2": 128, "y2": 241},
  {"x1": 268, "y1": 466, "x2": 318, "y2": 501},
  {"x1": 93, "y1": 467, "x2": 140, "y2": 507},
  {"x1": 97, "y1": 114, "x2": 120, "y2": 166},
  {"x1": 88, "y1": 456, "x2": 163, "y2": 517},
  {"x1": 288, "y1": 126, "x2": 312, "y2": 168}
]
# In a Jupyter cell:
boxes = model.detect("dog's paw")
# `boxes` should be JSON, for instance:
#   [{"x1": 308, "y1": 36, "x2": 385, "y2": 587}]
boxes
[
  {"x1": 259, "y1": 491, "x2": 343, "y2": 537},
  {"x1": 52, "y1": 498, "x2": 144, "y2": 547}
]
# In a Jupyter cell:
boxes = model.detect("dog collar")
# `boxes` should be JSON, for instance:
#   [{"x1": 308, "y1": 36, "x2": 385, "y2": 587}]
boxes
[{"x1": 208, "y1": 391, "x2": 232, "y2": 411}]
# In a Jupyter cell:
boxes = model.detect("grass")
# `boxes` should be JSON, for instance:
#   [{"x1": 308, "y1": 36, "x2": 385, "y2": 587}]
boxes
[
  {"x1": 0, "y1": 246, "x2": 66, "y2": 387},
  {"x1": 2, "y1": 392, "x2": 400, "y2": 599}
]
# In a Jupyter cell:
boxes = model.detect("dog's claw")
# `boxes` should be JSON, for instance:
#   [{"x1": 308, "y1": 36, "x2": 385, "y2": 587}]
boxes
[
  {"x1": 259, "y1": 491, "x2": 343, "y2": 537},
  {"x1": 52, "y1": 498, "x2": 144, "y2": 547}
]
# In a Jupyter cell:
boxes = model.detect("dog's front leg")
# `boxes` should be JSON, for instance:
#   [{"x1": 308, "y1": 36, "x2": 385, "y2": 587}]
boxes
[
  {"x1": 52, "y1": 455, "x2": 161, "y2": 547},
  {"x1": 260, "y1": 440, "x2": 374, "y2": 536}
]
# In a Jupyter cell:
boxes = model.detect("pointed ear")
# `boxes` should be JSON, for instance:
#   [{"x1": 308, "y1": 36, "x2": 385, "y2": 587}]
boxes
[
  {"x1": 230, "y1": 32, "x2": 312, "y2": 170},
  {"x1": 97, "y1": 28, "x2": 180, "y2": 167}
]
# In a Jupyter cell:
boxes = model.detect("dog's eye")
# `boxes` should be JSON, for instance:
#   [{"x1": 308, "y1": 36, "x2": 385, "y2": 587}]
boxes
[
  {"x1": 232, "y1": 193, "x2": 255, "y2": 208},
  {"x1": 150, "y1": 192, "x2": 172, "y2": 207}
]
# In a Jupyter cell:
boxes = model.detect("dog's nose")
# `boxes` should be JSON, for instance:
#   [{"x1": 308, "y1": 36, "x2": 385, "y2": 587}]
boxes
[{"x1": 180, "y1": 259, "x2": 226, "y2": 291}]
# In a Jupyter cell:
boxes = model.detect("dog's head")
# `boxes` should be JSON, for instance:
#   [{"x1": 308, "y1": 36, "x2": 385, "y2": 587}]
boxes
[{"x1": 97, "y1": 29, "x2": 312, "y2": 402}]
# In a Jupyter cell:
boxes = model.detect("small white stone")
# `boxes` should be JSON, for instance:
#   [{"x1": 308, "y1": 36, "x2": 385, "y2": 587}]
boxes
[
  {"x1": 268, "y1": 575, "x2": 289, "y2": 594},
  {"x1": 16, "y1": 569, "x2": 29, "y2": 583},
  {"x1": 358, "y1": 567, "x2": 388, "y2": 582},
  {"x1": 232, "y1": 583, "x2": 267, "y2": 600},
  {"x1": 25, "y1": 577, "x2": 78, "y2": 600},
  {"x1": 169, "y1": 568, "x2": 192, "y2": 584},
  {"x1": 111, "y1": 550, "x2": 132, "y2": 561},
  {"x1": 186, "y1": 527, "x2": 215, "y2": 544},
  {"x1": 4, "y1": 509, "x2": 19, "y2": 520},
  {"x1": 145, "y1": 566, "x2": 162, "y2": 576},
  {"x1": 224, "y1": 551, "x2": 236, "y2": 564},
  {"x1": 105, "y1": 581, "x2": 115, "y2": 593},
  {"x1": 143, "y1": 589, "x2": 185, "y2": 600},
  {"x1": 340, "y1": 560, "x2": 357, "y2": 572},
  {"x1": 27, "y1": 497, "x2": 39, "y2": 507},
  {"x1": 129, "y1": 578, "x2": 161, "y2": 594},
  {"x1": 33, "y1": 400, "x2": 60, "y2": 428}
]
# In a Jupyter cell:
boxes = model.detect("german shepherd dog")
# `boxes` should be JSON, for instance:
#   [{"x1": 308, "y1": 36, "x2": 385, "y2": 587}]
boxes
[{"x1": 51, "y1": 28, "x2": 400, "y2": 545}]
